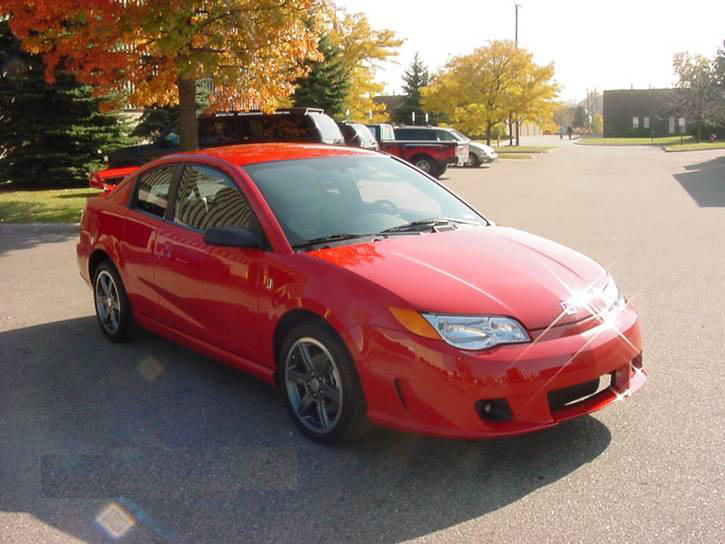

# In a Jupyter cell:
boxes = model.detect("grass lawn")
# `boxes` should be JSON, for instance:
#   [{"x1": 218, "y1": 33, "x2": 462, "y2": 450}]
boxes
[
  {"x1": 497, "y1": 152, "x2": 533, "y2": 159},
  {"x1": 664, "y1": 142, "x2": 725, "y2": 152},
  {"x1": 0, "y1": 187, "x2": 100, "y2": 223},
  {"x1": 488, "y1": 145, "x2": 555, "y2": 153},
  {"x1": 578, "y1": 135, "x2": 695, "y2": 146}
]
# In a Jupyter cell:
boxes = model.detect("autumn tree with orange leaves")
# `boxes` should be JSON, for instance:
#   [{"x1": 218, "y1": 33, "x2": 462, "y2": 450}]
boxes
[{"x1": 5, "y1": 0, "x2": 321, "y2": 150}]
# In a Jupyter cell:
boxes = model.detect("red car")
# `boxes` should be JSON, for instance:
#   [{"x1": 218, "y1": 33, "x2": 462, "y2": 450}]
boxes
[{"x1": 77, "y1": 143, "x2": 646, "y2": 444}]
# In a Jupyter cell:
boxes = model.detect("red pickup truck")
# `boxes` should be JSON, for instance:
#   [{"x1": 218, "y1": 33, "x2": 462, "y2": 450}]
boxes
[{"x1": 366, "y1": 123, "x2": 467, "y2": 178}]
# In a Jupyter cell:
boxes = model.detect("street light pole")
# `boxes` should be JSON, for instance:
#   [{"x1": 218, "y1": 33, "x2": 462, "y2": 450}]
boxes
[{"x1": 514, "y1": 3, "x2": 521, "y2": 146}]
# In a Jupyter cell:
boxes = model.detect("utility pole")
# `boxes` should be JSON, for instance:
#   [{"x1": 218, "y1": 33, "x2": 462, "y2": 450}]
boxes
[{"x1": 514, "y1": 3, "x2": 521, "y2": 146}]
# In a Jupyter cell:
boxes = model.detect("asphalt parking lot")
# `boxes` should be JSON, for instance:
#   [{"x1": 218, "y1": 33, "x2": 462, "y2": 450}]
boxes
[{"x1": 1, "y1": 142, "x2": 724, "y2": 543}]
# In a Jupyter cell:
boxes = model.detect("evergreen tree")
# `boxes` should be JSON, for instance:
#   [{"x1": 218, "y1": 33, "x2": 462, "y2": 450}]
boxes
[
  {"x1": 0, "y1": 22, "x2": 131, "y2": 187},
  {"x1": 293, "y1": 35, "x2": 350, "y2": 119},
  {"x1": 394, "y1": 53, "x2": 431, "y2": 125}
]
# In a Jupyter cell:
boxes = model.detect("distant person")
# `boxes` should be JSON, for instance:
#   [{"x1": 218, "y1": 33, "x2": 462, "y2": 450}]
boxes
[
  {"x1": 567, "y1": 126, "x2": 573, "y2": 140},
  {"x1": 559, "y1": 125, "x2": 564, "y2": 140}
]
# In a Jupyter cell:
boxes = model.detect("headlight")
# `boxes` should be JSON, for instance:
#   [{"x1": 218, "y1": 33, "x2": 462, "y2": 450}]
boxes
[
  {"x1": 422, "y1": 314, "x2": 530, "y2": 350},
  {"x1": 600, "y1": 275, "x2": 625, "y2": 313}
]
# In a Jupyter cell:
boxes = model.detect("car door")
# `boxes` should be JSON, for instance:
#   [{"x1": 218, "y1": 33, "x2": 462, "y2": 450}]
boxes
[
  {"x1": 121, "y1": 165, "x2": 178, "y2": 317},
  {"x1": 153, "y1": 163, "x2": 265, "y2": 361}
]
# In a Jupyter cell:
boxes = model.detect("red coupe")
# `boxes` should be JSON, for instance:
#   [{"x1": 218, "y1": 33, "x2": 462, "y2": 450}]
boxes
[{"x1": 77, "y1": 143, "x2": 647, "y2": 444}]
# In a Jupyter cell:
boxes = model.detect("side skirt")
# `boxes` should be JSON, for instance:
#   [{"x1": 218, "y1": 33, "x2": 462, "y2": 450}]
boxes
[{"x1": 134, "y1": 313, "x2": 277, "y2": 385}]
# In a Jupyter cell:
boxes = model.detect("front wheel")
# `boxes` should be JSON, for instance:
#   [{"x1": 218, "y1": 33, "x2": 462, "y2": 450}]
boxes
[
  {"x1": 93, "y1": 261, "x2": 131, "y2": 342},
  {"x1": 281, "y1": 322, "x2": 370, "y2": 445}
]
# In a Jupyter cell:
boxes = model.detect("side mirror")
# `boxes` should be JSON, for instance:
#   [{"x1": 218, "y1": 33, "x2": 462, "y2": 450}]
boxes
[
  {"x1": 203, "y1": 226, "x2": 263, "y2": 249},
  {"x1": 158, "y1": 132, "x2": 180, "y2": 149}
]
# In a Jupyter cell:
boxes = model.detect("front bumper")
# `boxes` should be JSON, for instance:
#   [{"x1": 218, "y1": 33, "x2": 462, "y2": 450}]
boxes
[{"x1": 355, "y1": 304, "x2": 646, "y2": 438}]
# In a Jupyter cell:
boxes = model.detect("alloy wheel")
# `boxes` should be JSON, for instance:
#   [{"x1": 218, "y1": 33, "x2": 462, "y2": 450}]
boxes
[
  {"x1": 95, "y1": 270, "x2": 121, "y2": 335},
  {"x1": 284, "y1": 337, "x2": 343, "y2": 433}
]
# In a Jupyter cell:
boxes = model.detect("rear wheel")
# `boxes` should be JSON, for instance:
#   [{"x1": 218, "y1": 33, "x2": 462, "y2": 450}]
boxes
[
  {"x1": 93, "y1": 261, "x2": 131, "y2": 342},
  {"x1": 469, "y1": 153, "x2": 481, "y2": 168},
  {"x1": 411, "y1": 155, "x2": 435, "y2": 176},
  {"x1": 281, "y1": 322, "x2": 370, "y2": 445}
]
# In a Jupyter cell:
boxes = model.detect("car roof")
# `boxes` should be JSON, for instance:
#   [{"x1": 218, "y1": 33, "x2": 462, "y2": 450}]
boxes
[{"x1": 162, "y1": 143, "x2": 380, "y2": 167}]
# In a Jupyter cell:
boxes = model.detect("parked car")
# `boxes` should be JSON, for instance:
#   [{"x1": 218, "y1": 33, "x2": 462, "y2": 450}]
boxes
[
  {"x1": 366, "y1": 123, "x2": 464, "y2": 178},
  {"x1": 394, "y1": 125, "x2": 496, "y2": 167},
  {"x1": 77, "y1": 143, "x2": 647, "y2": 445},
  {"x1": 337, "y1": 122, "x2": 379, "y2": 150},
  {"x1": 107, "y1": 108, "x2": 345, "y2": 168},
  {"x1": 445, "y1": 129, "x2": 498, "y2": 166},
  {"x1": 88, "y1": 166, "x2": 137, "y2": 192}
]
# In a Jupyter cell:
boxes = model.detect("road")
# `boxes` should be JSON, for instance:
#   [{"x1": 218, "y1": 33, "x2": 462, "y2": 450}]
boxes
[{"x1": 1, "y1": 142, "x2": 724, "y2": 543}]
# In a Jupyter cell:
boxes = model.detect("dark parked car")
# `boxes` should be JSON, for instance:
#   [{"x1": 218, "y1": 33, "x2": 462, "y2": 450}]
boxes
[
  {"x1": 337, "y1": 122, "x2": 379, "y2": 150},
  {"x1": 108, "y1": 108, "x2": 345, "y2": 168}
]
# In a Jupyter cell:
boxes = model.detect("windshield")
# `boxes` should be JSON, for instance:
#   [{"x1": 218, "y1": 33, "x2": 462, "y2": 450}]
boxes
[
  {"x1": 449, "y1": 129, "x2": 471, "y2": 142},
  {"x1": 244, "y1": 156, "x2": 486, "y2": 248}
]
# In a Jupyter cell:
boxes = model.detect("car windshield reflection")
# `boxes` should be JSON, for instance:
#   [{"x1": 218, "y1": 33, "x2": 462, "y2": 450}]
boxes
[{"x1": 243, "y1": 156, "x2": 487, "y2": 249}]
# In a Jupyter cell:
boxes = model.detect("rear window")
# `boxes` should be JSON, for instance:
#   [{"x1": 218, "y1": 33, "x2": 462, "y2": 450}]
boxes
[
  {"x1": 395, "y1": 128, "x2": 435, "y2": 141},
  {"x1": 349, "y1": 124, "x2": 377, "y2": 146},
  {"x1": 310, "y1": 113, "x2": 345, "y2": 144}
]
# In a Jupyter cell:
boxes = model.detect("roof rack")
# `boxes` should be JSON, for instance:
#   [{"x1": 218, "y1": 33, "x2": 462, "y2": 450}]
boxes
[{"x1": 212, "y1": 107, "x2": 325, "y2": 117}]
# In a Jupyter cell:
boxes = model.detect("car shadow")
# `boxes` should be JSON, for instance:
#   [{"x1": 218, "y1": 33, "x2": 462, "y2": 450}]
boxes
[
  {"x1": 0, "y1": 223, "x2": 79, "y2": 255},
  {"x1": 0, "y1": 317, "x2": 612, "y2": 543},
  {"x1": 673, "y1": 154, "x2": 725, "y2": 207}
]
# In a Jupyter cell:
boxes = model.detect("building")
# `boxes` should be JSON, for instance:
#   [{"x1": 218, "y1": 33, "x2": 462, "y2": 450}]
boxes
[{"x1": 603, "y1": 89, "x2": 687, "y2": 137}]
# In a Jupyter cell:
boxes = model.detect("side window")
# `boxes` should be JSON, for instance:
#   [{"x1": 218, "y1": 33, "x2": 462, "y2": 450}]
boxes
[
  {"x1": 173, "y1": 165, "x2": 259, "y2": 233},
  {"x1": 133, "y1": 166, "x2": 176, "y2": 217},
  {"x1": 437, "y1": 130, "x2": 456, "y2": 141}
]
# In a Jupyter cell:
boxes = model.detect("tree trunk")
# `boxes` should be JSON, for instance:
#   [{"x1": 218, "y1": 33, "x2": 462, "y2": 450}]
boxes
[
  {"x1": 508, "y1": 114, "x2": 513, "y2": 146},
  {"x1": 515, "y1": 118, "x2": 520, "y2": 146},
  {"x1": 177, "y1": 78, "x2": 199, "y2": 151},
  {"x1": 486, "y1": 122, "x2": 492, "y2": 146}
]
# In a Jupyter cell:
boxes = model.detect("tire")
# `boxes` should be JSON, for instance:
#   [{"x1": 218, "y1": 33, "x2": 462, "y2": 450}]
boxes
[
  {"x1": 93, "y1": 260, "x2": 131, "y2": 342},
  {"x1": 469, "y1": 153, "x2": 481, "y2": 168},
  {"x1": 436, "y1": 162, "x2": 448, "y2": 177},
  {"x1": 280, "y1": 321, "x2": 371, "y2": 445},
  {"x1": 411, "y1": 155, "x2": 435, "y2": 176}
]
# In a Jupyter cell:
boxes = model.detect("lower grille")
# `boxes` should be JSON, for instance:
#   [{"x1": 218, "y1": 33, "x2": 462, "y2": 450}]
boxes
[{"x1": 548, "y1": 375, "x2": 610, "y2": 412}]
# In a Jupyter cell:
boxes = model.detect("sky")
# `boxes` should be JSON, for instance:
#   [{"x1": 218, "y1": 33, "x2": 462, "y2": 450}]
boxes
[{"x1": 334, "y1": 0, "x2": 725, "y2": 103}]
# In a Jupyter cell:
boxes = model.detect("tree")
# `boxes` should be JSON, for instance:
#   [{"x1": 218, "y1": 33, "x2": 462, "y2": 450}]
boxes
[
  {"x1": 325, "y1": 6, "x2": 402, "y2": 121},
  {"x1": 393, "y1": 53, "x2": 430, "y2": 125},
  {"x1": 552, "y1": 102, "x2": 575, "y2": 128},
  {"x1": 293, "y1": 34, "x2": 350, "y2": 119},
  {"x1": 572, "y1": 104, "x2": 587, "y2": 129},
  {"x1": 5, "y1": 0, "x2": 320, "y2": 151},
  {"x1": 0, "y1": 22, "x2": 131, "y2": 187},
  {"x1": 422, "y1": 41, "x2": 555, "y2": 145},
  {"x1": 673, "y1": 51, "x2": 718, "y2": 141},
  {"x1": 508, "y1": 56, "x2": 558, "y2": 143},
  {"x1": 591, "y1": 112, "x2": 603, "y2": 135}
]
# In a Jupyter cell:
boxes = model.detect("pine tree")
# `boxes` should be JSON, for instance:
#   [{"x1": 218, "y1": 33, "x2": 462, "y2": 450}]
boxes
[
  {"x1": 293, "y1": 35, "x2": 350, "y2": 119},
  {"x1": 394, "y1": 53, "x2": 431, "y2": 125},
  {"x1": 0, "y1": 22, "x2": 131, "y2": 188}
]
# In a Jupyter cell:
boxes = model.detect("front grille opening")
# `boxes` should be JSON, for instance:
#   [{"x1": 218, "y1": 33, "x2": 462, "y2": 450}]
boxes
[
  {"x1": 548, "y1": 374, "x2": 612, "y2": 412},
  {"x1": 476, "y1": 399, "x2": 513, "y2": 422}
]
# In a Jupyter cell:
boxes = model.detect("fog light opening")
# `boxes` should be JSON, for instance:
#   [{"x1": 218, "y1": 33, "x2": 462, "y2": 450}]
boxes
[{"x1": 476, "y1": 399, "x2": 512, "y2": 422}]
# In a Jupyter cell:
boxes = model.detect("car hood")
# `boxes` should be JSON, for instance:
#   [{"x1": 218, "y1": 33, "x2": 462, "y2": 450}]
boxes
[
  {"x1": 469, "y1": 142, "x2": 495, "y2": 154},
  {"x1": 310, "y1": 226, "x2": 607, "y2": 330}
]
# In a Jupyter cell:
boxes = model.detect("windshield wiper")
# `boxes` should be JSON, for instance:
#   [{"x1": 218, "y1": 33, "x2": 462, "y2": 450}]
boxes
[
  {"x1": 293, "y1": 233, "x2": 376, "y2": 250},
  {"x1": 379, "y1": 217, "x2": 482, "y2": 234}
]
